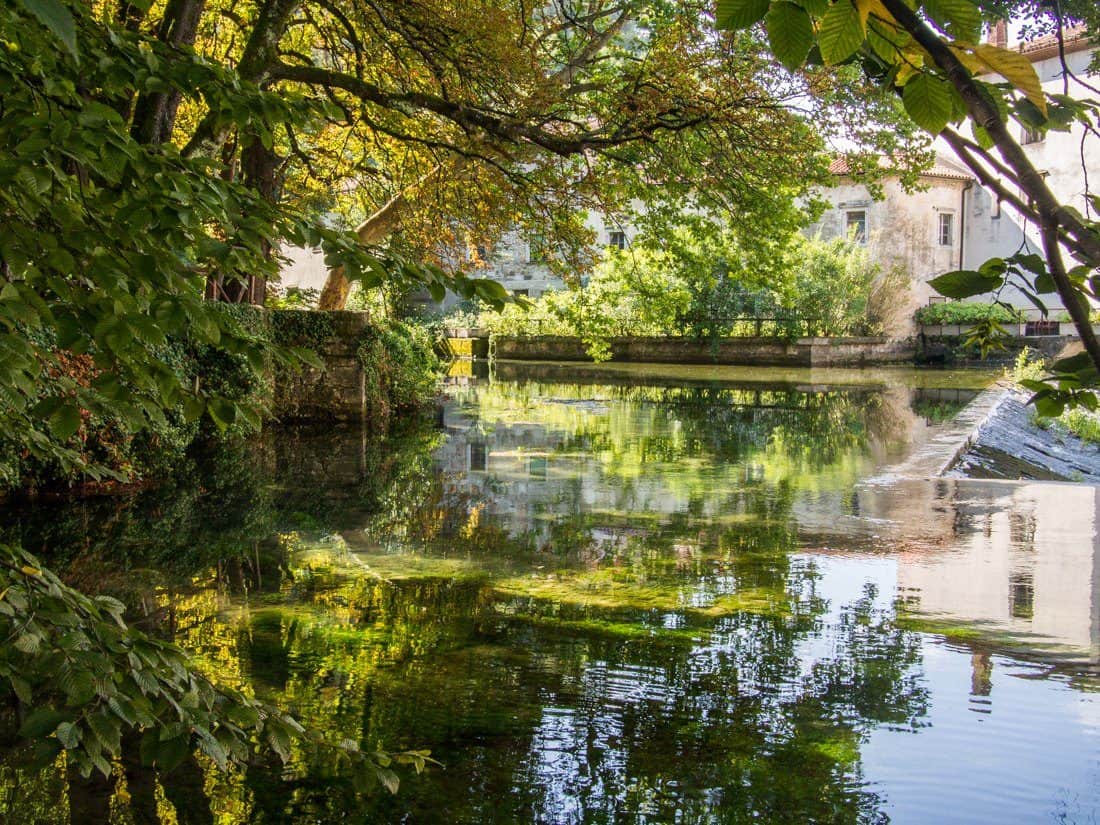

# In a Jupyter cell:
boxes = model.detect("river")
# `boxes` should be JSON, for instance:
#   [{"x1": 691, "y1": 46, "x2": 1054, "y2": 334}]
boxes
[{"x1": 1, "y1": 363, "x2": 1097, "y2": 823}]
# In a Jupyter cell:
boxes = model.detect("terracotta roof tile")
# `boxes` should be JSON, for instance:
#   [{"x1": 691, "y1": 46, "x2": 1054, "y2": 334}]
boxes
[{"x1": 829, "y1": 155, "x2": 973, "y2": 181}]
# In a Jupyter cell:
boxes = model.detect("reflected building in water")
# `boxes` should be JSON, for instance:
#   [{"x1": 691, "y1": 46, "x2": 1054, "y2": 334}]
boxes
[{"x1": 857, "y1": 479, "x2": 1100, "y2": 667}]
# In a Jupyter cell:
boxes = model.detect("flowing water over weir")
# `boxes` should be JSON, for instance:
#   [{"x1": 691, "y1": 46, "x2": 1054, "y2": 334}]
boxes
[{"x1": 2, "y1": 363, "x2": 1098, "y2": 824}]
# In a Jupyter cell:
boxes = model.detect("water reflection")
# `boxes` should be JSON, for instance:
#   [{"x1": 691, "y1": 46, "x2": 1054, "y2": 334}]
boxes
[{"x1": 1, "y1": 365, "x2": 1098, "y2": 824}]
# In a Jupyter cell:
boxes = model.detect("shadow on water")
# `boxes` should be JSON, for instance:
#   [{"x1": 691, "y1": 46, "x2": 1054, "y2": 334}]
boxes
[{"x1": 1, "y1": 364, "x2": 1097, "y2": 824}]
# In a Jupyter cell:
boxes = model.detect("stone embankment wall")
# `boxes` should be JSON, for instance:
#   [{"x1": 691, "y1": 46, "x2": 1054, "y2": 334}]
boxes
[
  {"x1": 490, "y1": 335, "x2": 916, "y2": 366},
  {"x1": 274, "y1": 311, "x2": 370, "y2": 422},
  {"x1": 916, "y1": 332, "x2": 1080, "y2": 365}
]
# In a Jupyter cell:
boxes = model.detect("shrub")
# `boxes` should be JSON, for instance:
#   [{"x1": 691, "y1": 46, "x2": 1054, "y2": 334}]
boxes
[
  {"x1": 358, "y1": 321, "x2": 443, "y2": 428},
  {"x1": 1061, "y1": 408, "x2": 1100, "y2": 444},
  {"x1": 2, "y1": 308, "x2": 440, "y2": 492},
  {"x1": 475, "y1": 228, "x2": 885, "y2": 354},
  {"x1": 914, "y1": 302, "x2": 1023, "y2": 326},
  {"x1": 779, "y1": 234, "x2": 884, "y2": 336},
  {"x1": 0, "y1": 329, "x2": 202, "y2": 491}
]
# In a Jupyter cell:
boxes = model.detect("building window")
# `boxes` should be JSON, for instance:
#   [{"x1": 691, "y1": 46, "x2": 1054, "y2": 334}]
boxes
[
  {"x1": 1009, "y1": 572, "x2": 1034, "y2": 620},
  {"x1": 468, "y1": 442, "x2": 487, "y2": 472},
  {"x1": 1021, "y1": 126, "x2": 1043, "y2": 145},
  {"x1": 608, "y1": 230, "x2": 627, "y2": 250},
  {"x1": 845, "y1": 211, "x2": 867, "y2": 244},
  {"x1": 938, "y1": 212, "x2": 955, "y2": 246},
  {"x1": 513, "y1": 288, "x2": 529, "y2": 298},
  {"x1": 528, "y1": 456, "x2": 547, "y2": 480}
]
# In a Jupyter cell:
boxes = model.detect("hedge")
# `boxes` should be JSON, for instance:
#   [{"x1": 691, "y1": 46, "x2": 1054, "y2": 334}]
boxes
[{"x1": 914, "y1": 303, "x2": 1024, "y2": 326}]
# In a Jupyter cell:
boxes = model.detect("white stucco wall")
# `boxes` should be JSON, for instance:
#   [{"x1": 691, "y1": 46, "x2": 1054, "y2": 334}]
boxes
[
  {"x1": 806, "y1": 174, "x2": 969, "y2": 313},
  {"x1": 480, "y1": 209, "x2": 641, "y2": 299},
  {"x1": 276, "y1": 245, "x2": 331, "y2": 296},
  {"x1": 807, "y1": 41, "x2": 1096, "y2": 316},
  {"x1": 956, "y1": 45, "x2": 1098, "y2": 310}
]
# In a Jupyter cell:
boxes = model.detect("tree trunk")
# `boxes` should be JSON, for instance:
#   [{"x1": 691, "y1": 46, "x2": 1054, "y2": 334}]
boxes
[
  {"x1": 181, "y1": 0, "x2": 301, "y2": 159},
  {"x1": 205, "y1": 137, "x2": 283, "y2": 304},
  {"x1": 131, "y1": 0, "x2": 208, "y2": 145},
  {"x1": 316, "y1": 190, "x2": 411, "y2": 310},
  {"x1": 879, "y1": 0, "x2": 1100, "y2": 375}
]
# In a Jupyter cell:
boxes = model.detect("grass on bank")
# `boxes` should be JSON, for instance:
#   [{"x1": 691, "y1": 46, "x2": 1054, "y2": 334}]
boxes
[{"x1": 1012, "y1": 348, "x2": 1100, "y2": 445}]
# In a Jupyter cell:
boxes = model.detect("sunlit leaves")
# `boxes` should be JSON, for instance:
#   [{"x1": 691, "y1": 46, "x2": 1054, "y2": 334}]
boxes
[
  {"x1": 902, "y1": 73, "x2": 953, "y2": 134},
  {"x1": 969, "y1": 43, "x2": 1048, "y2": 116},
  {"x1": 716, "y1": 0, "x2": 772, "y2": 31},
  {"x1": 921, "y1": 0, "x2": 982, "y2": 41},
  {"x1": 818, "y1": 0, "x2": 865, "y2": 65},
  {"x1": 766, "y1": 2, "x2": 815, "y2": 70}
]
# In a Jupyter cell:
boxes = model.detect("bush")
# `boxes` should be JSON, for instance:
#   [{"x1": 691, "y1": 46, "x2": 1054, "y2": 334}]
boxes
[
  {"x1": 914, "y1": 302, "x2": 1023, "y2": 325},
  {"x1": 1, "y1": 308, "x2": 440, "y2": 493},
  {"x1": 475, "y1": 227, "x2": 886, "y2": 356},
  {"x1": 776, "y1": 234, "x2": 889, "y2": 336},
  {"x1": 358, "y1": 321, "x2": 443, "y2": 428},
  {"x1": 0, "y1": 329, "x2": 203, "y2": 491},
  {"x1": 1010, "y1": 347, "x2": 1046, "y2": 383}
]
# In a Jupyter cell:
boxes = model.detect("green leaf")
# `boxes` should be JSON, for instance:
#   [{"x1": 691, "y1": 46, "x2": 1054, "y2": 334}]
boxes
[
  {"x1": 978, "y1": 257, "x2": 1006, "y2": 277},
  {"x1": 766, "y1": 3, "x2": 814, "y2": 70},
  {"x1": 971, "y1": 43, "x2": 1047, "y2": 116},
  {"x1": 55, "y1": 721, "x2": 82, "y2": 749},
  {"x1": 182, "y1": 396, "x2": 206, "y2": 424},
  {"x1": 207, "y1": 397, "x2": 237, "y2": 430},
  {"x1": 922, "y1": 0, "x2": 981, "y2": 40},
  {"x1": 376, "y1": 766, "x2": 400, "y2": 794},
  {"x1": 818, "y1": 0, "x2": 865, "y2": 65},
  {"x1": 1010, "y1": 253, "x2": 1046, "y2": 275},
  {"x1": 18, "y1": 0, "x2": 78, "y2": 61},
  {"x1": 60, "y1": 665, "x2": 97, "y2": 706},
  {"x1": 87, "y1": 711, "x2": 122, "y2": 756},
  {"x1": 902, "y1": 73, "x2": 953, "y2": 134},
  {"x1": 27, "y1": 738, "x2": 63, "y2": 771},
  {"x1": 48, "y1": 403, "x2": 82, "y2": 440},
  {"x1": 1034, "y1": 272, "x2": 1055, "y2": 293},
  {"x1": 10, "y1": 676, "x2": 32, "y2": 704},
  {"x1": 153, "y1": 735, "x2": 192, "y2": 771},
  {"x1": 1033, "y1": 392, "x2": 1066, "y2": 418},
  {"x1": 928, "y1": 269, "x2": 1003, "y2": 298},
  {"x1": 1052, "y1": 352, "x2": 1095, "y2": 376},
  {"x1": 18, "y1": 708, "x2": 67, "y2": 739},
  {"x1": 715, "y1": 0, "x2": 771, "y2": 30}
]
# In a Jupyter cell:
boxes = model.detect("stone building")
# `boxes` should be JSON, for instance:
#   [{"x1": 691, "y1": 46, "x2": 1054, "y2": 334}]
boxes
[
  {"x1": 809, "y1": 25, "x2": 1097, "y2": 315},
  {"x1": 804, "y1": 155, "x2": 976, "y2": 314}
]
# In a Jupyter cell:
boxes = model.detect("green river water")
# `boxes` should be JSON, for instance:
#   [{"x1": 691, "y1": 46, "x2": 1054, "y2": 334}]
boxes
[{"x1": 1, "y1": 362, "x2": 1097, "y2": 824}]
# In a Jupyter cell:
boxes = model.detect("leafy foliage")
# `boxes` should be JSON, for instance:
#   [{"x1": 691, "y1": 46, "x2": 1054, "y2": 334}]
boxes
[
  {"x1": 358, "y1": 322, "x2": 444, "y2": 427},
  {"x1": 914, "y1": 303, "x2": 1024, "y2": 325},
  {"x1": 0, "y1": 0, "x2": 513, "y2": 486},
  {"x1": 0, "y1": 542, "x2": 435, "y2": 788},
  {"x1": 478, "y1": 227, "x2": 892, "y2": 357}
]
